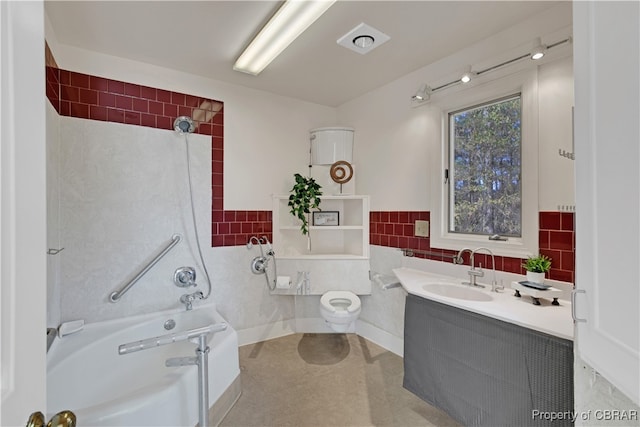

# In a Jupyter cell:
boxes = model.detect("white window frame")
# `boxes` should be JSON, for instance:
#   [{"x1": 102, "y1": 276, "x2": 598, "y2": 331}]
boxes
[{"x1": 429, "y1": 69, "x2": 539, "y2": 258}]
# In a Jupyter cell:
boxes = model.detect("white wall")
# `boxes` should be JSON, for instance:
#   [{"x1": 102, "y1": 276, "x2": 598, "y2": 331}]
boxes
[
  {"x1": 55, "y1": 116, "x2": 296, "y2": 334},
  {"x1": 338, "y1": 5, "x2": 573, "y2": 212},
  {"x1": 44, "y1": 45, "x2": 337, "y2": 212}
]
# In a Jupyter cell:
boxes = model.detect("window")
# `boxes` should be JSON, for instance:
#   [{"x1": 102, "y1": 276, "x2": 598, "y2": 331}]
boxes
[
  {"x1": 448, "y1": 94, "x2": 522, "y2": 237},
  {"x1": 429, "y1": 69, "x2": 538, "y2": 258}
]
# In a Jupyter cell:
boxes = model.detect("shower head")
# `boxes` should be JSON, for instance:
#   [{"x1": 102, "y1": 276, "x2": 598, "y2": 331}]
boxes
[{"x1": 174, "y1": 116, "x2": 195, "y2": 134}]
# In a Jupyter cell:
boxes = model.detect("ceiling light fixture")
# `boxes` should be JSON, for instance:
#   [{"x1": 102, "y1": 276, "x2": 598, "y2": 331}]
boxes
[
  {"x1": 530, "y1": 37, "x2": 547, "y2": 60},
  {"x1": 353, "y1": 35, "x2": 375, "y2": 49},
  {"x1": 337, "y1": 22, "x2": 390, "y2": 55},
  {"x1": 460, "y1": 66, "x2": 475, "y2": 84},
  {"x1": 233, "y1": 0, "x2": 336, "y2": 76}
]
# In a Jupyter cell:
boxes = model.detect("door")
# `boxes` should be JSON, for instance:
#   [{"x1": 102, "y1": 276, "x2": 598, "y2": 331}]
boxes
[
  {"x1": 573, "y1": 1, "x2": 640, "y2": 406},
  {"x1": 1, "y1": 1, "x2": 48, "y2": 425}
]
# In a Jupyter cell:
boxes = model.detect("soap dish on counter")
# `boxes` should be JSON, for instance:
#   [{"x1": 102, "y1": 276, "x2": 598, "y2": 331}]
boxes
[{"x1": 511, "y1": 281, "x2": 562, "y2": 306}]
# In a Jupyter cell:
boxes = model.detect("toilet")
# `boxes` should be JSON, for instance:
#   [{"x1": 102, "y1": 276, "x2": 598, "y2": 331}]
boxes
[{"x1": 319, "y1": 291, "x2": 361, "y2": 333}]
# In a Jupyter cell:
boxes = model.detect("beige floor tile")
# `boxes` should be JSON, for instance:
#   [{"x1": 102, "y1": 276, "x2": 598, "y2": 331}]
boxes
[{"x1": 220, "y1": 333, "x2": 459, "y2": 427}]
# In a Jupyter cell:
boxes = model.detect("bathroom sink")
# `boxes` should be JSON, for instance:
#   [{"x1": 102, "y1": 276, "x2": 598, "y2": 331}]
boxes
[{"x1": 422, "y1": 283, "x2": 493, "y2": 302}]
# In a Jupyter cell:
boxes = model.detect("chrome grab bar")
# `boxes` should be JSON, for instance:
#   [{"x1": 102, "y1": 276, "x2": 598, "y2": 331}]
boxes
[
  {"x1": 109, "y1": 234, "x2": 182, "y2": 303},
  {"x1": 118, "y1": 322, "x2": 227, "y2": 355}
]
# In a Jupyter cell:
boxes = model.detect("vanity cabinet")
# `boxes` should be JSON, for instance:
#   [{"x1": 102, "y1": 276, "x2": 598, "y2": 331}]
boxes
[
  {"x1": 272, "y1": 195, "x2": 369, "y2": 259},
  {"x1": 404, "y1": 294, "x2": 574, "y2": 427}
]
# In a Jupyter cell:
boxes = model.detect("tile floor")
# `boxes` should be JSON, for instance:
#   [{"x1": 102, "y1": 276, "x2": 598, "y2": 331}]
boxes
[{"x1": 219, "y1": 333, "x2": 460, "y2": 427}]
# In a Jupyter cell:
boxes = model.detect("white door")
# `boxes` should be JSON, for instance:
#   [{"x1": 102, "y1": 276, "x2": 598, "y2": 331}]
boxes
[
  {"x1": 573, "y1": 1, "x2": 640, "y2": 406},
  {"x1": 0, "y1": 1, "x2": 48, "y2": 425}
]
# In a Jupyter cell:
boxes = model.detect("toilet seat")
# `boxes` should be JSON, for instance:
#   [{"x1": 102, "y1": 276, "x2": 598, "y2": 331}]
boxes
[{"x1": 320, "y1": 291, "x2": 361, "y2": 314}]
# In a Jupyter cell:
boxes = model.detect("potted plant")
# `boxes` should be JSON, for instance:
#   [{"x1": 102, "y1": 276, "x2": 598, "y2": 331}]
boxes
[
  {"x1": 522, "y1": 254, "x2": 552, "y2": 284},
  {"x1": 288, "y1": 173, "x2": 322, "y2": 249}
]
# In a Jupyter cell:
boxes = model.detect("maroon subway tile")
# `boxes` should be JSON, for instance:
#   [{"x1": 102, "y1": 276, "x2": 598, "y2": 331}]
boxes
[
  {"x1": 140, "y1": 113, "x2": 156, "y2": 128},
  {"x1": 185, "y1": 94, "x2": 200, "y2": 108},
  {"x1": 60, "y1": 85, "x2": 80, "y2": 102},
  {"x1": 132, "y1": 98, "x2": 148, "y2": 113},
  {"x1": 549, "y1": 231, "x2": 573, "y2": 251},
  {"x1": 199, "y1": 123, "x2": 212, "y2": 135},
  {"x1": 156, "y1": 116, "x2": 171, "y2": 130},
  {"x1": 115, "y1": 94, "x2": 132, "y2": 110},
  {"x1": 540, "y1": 211, "x2": 561, "y2": 230},
  {"x1": 540, "y1": 249, "x2": 562, "y2": 269},
  {"x1": 389, "y1": 212, "x2": 399, "y2": 223},
  {"x1": 178, "y1": 105, "x2": 191, "y2": 117},
  {"x1": 561, "y1": 213, "x2": 574, "y2": 231},
  {"x1": 164, "y1": 103, "x2": 178, "y2": 118},
  {"x1": 58, "y1": 69, "x2": 71, "y2": 85},
  {"x1": 218, "y1": 222, "x2": 230, "y2": 235},
  {"x1": 230, "y1": 222, "x2": 241, "y2": 234},
  {"x1": 99, "y1": 92, "x2": 116, "y2": 108},
  {"x1": 212, "y1": 210, "x2": 224, "y2": 222},
  {"x1": 107, "y1": 80, "x2": 125, "y2": 94},
  {"x1": 212, "y1": 235, "x2": 224, "y2": 247},
  {"x1": 140, "y1": 85, "x2": 157, "y2": 101},
  {"x1": 156, "y1": 89, "x2": 171, "y2": 103},
  {"x1": 212, "y1": 197, "x2": 223, "y2": 210},
  {"x1": 561, "y1": 251, "x2": 575, "y2": 272},
  {"x1": 90, "y1": 105, "x2": 108, "y2": 121},
  {"x1": 539, "y1": 230, "x2": 550, "y2": 249},
  {"x1": 124, "y1": 111, "x2": 141, "y2": 125},
  {"x1": 148, "y1": 101, "x2": 163, "y2": 115},
  {"x1": 70, "y1": 71, "x2": 90, "y2": 89},
  {"x1": 90, "y1": 75, "x2": 109, "y2": 92},
  {"x1": 213, "y1": 111, "x2": 223, "y2": 125},
  {"x1": 79, "y1": 88, "x2": 98, "y2": 105},
  {"x1": 124, "y1": 82, "x2": 141, "y2": 98},
  {"x1": 213, "y1": 124, "x2": 223, "y2": 137},
  {"x1": 70, "y1": 103, "x2": 89, "y2": 119},
  {"x1": 549, "y1": 269, "x2": 573, "y2": 283},
  {"x1": 107, "y1": 108, "x2": 125, "y2": 123},
  {"x1": 172, "y1": 92, "x2": 186, "y2": 106}
]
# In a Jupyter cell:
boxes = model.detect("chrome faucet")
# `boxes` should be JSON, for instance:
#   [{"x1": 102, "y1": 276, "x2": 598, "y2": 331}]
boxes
[
  {"x1": 180, "y1": 291, "x2": 204, "y2": 310},
  {"x1": 471, "y1": 247, "x2": 503, "y2": 292},
  {"x1": 454, "y1": 248, "x2": 484, "y2": 287}
]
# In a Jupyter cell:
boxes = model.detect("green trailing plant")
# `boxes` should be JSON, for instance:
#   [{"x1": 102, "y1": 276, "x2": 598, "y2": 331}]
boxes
[
  {"x1": 522, "y1": 254, "x2": 552, "y2": 273},
  {"x1": 288, "y1": 173, "x2": 322, "y2": 235}
]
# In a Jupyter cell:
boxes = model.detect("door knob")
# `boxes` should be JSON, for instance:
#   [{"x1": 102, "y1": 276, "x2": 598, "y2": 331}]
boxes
[{"x1": 26, "y1": 410, "x2": 76, "y2": 427}]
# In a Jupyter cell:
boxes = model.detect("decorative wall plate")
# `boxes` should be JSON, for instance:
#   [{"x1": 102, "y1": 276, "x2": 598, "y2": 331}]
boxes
[{"x1": 330, "y1": 160, "x2": 353, "y2": 184}]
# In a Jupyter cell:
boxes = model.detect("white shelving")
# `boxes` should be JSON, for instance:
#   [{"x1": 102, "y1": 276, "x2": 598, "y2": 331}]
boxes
[{"x1": 273, "y1": 195, "x2": 370, "y2": 259}]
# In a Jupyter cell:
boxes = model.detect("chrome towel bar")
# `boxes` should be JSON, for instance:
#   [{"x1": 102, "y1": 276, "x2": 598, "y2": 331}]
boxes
[{"x1": 109, "y1": 234, "x2": 182, "y2": 302}]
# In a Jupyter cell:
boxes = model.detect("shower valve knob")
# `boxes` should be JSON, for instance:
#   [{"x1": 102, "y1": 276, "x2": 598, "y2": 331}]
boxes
[{"x1": 174, "y1": 267, "x2": 197, "y2": 288}]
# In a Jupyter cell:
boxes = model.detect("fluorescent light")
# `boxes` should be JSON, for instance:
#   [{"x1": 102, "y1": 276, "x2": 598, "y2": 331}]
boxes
[{"x1": 233, "y1": 0, "x2": 336, "y2": 75}]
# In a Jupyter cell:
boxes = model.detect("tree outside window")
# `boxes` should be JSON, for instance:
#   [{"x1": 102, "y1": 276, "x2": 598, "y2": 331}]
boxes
[{"x1": 448, "y1": 94, "x2": 522, "y2": 237}]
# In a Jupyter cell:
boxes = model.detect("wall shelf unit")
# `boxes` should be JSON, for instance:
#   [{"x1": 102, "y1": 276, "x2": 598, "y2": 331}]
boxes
[{"x1": 273, "y1": 195, "x2": 370, "y2": 259}]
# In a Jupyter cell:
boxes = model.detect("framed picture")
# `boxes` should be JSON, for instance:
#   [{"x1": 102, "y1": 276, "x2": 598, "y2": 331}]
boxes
[{"x1": 312, "y1": 211, "x2": 339, "y2": 226}]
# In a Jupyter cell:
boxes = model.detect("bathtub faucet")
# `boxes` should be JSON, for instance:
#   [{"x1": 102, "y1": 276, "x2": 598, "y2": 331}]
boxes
[{"x1": 180, "y1": 291, "x2": 204, "y2": 310}]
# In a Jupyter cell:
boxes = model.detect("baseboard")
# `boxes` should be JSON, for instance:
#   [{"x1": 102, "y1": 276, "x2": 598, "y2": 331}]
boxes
[
  {"x1": 356, "y1": 320, "x2": 404, "y2": 357},
  {"x1": 236, "y1": 319, "x2": 295, "y2": 346}
]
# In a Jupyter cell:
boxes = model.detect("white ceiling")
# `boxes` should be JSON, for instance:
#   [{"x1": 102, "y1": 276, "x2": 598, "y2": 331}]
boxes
[{"x1": 45, "y1": 1, "x2": 568, "y2": 107}]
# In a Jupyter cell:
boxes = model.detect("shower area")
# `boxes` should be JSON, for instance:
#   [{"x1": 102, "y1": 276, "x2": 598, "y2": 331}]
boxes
[{"x1": 45, "y1": 75, "x2": 240, "y2": 424}]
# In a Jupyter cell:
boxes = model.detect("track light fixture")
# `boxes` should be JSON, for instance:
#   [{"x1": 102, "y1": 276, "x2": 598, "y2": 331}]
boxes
[
  {"x1": 414, "y1": 36, "x2": 571, "y2": 98},
  {"x1": 530, "y1": 37, "x2": 547, "y2": 60},
  {"x1": 412, "y1": 84, "x2": 431, "y2": 102},
  {"x1": 460, "y1": 66, "x2": 475, "y2": 84}
]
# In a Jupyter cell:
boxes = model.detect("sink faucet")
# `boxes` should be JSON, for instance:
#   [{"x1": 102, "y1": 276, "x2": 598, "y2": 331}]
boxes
[
  {"x1": 180, "y1": 291, "x2": 204, "y2": 310},
  {"x1": 455, "y1": 248, "x2": 484, "y2": 287},
  {"x1": 471, "y1": 247, "x2": 504, "y2": 292}
]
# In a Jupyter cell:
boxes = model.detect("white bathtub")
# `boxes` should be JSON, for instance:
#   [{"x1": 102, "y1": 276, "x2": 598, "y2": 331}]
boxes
[{"x1": 47, "y1": 306, "x2": 240, "y2": 426}]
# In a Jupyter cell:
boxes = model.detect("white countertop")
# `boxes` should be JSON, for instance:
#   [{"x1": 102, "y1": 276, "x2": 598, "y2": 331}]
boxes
[{"x1": 393, "y1": 267, "x2": 574, "y2": 341}]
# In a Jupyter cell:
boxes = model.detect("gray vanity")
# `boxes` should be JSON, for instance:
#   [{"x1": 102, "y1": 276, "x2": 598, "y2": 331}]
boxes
[{"x1": 394, "y1": 267, "x2": 574, "y2": 427}]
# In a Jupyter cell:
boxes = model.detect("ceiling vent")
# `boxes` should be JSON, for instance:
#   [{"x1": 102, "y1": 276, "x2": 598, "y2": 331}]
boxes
[{"x1": 337, "y1": 22, "x2": 390, "y2": 55}]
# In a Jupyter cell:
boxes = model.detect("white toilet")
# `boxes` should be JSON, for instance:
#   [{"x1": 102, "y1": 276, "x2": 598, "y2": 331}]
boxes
[{"x1": 319, "y1": 291, "x2": 362, "y2": 333}]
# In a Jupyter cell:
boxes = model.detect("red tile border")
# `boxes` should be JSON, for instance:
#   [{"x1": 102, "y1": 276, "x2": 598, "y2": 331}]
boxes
[{"x1": 371, "y1": 210, "x2": 575, "y2": 283}]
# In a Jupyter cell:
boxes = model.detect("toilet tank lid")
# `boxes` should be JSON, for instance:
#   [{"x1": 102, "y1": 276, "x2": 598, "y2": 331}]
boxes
[{"x1": 310, "y1": 127, "x2": 354, "y2": 133}]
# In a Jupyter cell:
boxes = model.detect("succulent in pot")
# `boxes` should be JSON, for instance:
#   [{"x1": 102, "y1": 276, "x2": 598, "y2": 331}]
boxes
[{"x1": 522, "y1": 254, "x2": 552, "y2": 284}]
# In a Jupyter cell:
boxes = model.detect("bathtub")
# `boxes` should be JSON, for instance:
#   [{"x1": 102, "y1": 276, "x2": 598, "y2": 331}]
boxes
[{"x1": 46, "y1": 306, "x2": 240, "y2": 426}]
